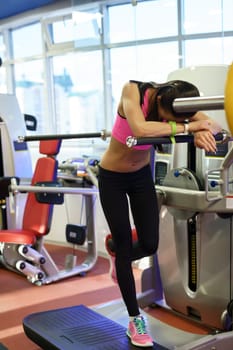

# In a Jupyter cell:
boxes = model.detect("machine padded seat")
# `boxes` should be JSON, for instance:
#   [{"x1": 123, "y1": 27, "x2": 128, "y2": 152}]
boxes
[{"x1": 0, "y1": 230, "x2": 36, "y2": 244}]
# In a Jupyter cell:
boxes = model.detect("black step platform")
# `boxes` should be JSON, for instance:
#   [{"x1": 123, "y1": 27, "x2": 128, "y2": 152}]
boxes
[{"x1": 23, "y1": 304, "x2": 168, "y2": 350}]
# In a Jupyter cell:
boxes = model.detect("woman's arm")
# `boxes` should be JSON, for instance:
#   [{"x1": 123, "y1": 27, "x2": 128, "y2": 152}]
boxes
[
  {"x1": 120, "y1": 82, "x2": 222, "y2": 152},
  {"x1": 189, "y1": 111, "x2": 222, "y2": 135},
  {"x1": 121, "y1": 82, "x2": 186, "y2": 137}
]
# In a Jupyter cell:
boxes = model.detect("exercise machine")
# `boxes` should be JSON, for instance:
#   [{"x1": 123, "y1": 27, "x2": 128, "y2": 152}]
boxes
[
  {"x1": 21, "y1": 63, "x2": 233, "y2": 349},
  {"x1": 0, "y1": 138, "x2": 99, "y2": 285},
  {"x1": 0, "y1": 93, "x2": 110, "y2": 285}
]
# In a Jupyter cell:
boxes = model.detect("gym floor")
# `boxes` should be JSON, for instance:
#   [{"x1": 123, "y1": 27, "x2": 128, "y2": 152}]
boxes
[{"x1": 0, "y1": 244, "x2": 211, "y2": 350}]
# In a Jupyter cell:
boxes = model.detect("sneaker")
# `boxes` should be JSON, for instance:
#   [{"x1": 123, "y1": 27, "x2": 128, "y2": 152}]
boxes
[{"x1": 126, "y1": 315, "x2": 154, "y2": 347}]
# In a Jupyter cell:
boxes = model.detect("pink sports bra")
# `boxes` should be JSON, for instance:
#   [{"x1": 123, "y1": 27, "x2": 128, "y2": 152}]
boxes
[{"x1": 111, "y1": 86, "x2": 152, "y2": 150}]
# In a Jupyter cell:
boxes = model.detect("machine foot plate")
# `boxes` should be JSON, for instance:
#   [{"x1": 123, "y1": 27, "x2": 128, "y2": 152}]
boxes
[{"x1": 23, "y1": 304, "x2": 168, "y2": 349}]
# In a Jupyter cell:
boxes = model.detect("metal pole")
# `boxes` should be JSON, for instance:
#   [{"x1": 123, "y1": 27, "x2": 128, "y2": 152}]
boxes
[{"x1": 173, "y1": 95, "x2": 224, "y2": 113}]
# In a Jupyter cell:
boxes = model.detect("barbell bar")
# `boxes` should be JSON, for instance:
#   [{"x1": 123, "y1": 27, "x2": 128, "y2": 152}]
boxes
[
  {"x1": 173, "y1": 95, "x2": 224, "y2": 113},
  {"x1": 18, "y1": 129, "x2": 111, "y2": 142}
]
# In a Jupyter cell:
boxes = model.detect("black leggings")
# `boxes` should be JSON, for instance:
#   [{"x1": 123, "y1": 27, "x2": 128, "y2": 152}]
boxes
[{"x1": 98, "y1": 164, "x2": 159, "y2": 316}]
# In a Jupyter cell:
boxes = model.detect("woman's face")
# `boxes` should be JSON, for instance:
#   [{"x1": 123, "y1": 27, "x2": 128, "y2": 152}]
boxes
[{"x1": 157, "y1": 96, "x2": 188, "y2": 123}]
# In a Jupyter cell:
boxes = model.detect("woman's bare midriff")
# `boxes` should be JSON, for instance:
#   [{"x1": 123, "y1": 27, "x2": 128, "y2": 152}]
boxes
[{"x1": 100, "y1": 137, "x2": 151, "y2": 172}]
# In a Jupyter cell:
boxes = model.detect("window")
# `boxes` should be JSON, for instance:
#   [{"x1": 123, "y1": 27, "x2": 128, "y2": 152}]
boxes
[
  {"x1": 110, "y1": 42, "x2": 179, "y2": 120},
  {"x1": 0, "y1": 34, "x2": 6, "y2": 93},
  {"x1": 223, "y1": 0, "x2": 233, "y2": 31},
  {"x1": 11, "y1": 23, "x2": 42, "y2": 58},
  {"x1": 183, "y1": 0, "x2": 223, "y2": 34},
  {"x1": 0, "y1": 34, "x2": 5, "y2": 61},
  {"x1": 108, "y1": 0, "x2": 177, "y2": 43},
  {"x1": 1, "y1": 0, "x2": 233, "y2": 145},
  {"x1": 14, "y1": 60, "x2": 46, "y2": 134},
  {"x1": 223, "y1": 37, "x2": 233, "y2": 64},
  {"x1": 184, "y1": 37, "x2": 231, "y2": 66},
  {"x1": 52, "y1": 51, "x2": 104, "y2": 134}
]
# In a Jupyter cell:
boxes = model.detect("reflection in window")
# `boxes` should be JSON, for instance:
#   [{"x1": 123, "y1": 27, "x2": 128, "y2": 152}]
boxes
[
  {"x1": 108, "y1": 0, "x2": 177, "y2": 43},
  {"x1": 14, "y1": 60, "x2": 46, "y2": 133},
  {"x1": 11, "y1": 23, "x2": 42, "y2": 58},
  {"x1": 48, "y1": 17, "x2": 73, "y2": 44},
  {"x1": 52, "y1": 51, "x2": 104, "y2": 134},
  {"x1": 110, "y1": 42, "x2": 179, "y2": 120},
  {"x1": 50, "y1": 10, "x2": 102, "y2": 46}
]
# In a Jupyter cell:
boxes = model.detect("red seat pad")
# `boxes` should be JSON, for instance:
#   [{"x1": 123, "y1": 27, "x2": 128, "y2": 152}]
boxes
[
  {"x1": 22, "y1": 157, "x2": 57, "y2": 236},
  {"x1": 0, "y1": 230, "x2": 36, "y2": 244}
]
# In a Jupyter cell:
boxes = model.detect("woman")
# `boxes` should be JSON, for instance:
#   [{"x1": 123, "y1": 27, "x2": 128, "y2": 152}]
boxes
[{"x1": 98, "y1": 80, "x2": 222, "y2": 347}]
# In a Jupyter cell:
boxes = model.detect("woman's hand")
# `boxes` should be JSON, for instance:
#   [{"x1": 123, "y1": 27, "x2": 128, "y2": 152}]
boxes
[
  {"x1": 193, "y1": 130, "x2": 217, "y2": 153},
  {"x1": 189, "y1": 119, "x2": 222, "y2": 135},
  {"x1": 189, "y1": 111, "x2": 222, "y2": 135},
  {"x1": 189, "y1": 113, "x2": 222, "y2": 152}
]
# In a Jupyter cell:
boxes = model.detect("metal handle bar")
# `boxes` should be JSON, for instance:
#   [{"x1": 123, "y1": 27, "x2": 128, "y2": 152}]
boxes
[
  {"x1": 126, "y1": 132, "x2": 228, "y2": 148},
  {"x1": 10, "y1": 183, "x2": 98, "y2": 196}
]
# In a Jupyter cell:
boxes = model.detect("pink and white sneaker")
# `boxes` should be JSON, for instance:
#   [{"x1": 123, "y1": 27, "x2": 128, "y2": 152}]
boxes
[{"x1": 126, "y1": 315, "x2": 154, "y2": 347}]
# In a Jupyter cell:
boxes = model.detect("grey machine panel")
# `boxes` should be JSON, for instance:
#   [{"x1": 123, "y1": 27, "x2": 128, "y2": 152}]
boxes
[{"x1": 0, "y1": 93, "x2": 32, "y2": 178}]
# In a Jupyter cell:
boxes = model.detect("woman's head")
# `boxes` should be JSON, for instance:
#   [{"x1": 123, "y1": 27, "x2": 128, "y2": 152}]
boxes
[
  {"x1": 147, "y1": 80, "x2": 200, "y2": 121},
  {"x1": 157, "y1": 80, "x2": 200, "y2": 119}
]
